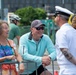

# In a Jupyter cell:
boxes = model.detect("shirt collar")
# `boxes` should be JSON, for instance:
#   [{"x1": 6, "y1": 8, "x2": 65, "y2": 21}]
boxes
[{"x1": 60, "y1": 23, "x2": 70, "y2": 28}]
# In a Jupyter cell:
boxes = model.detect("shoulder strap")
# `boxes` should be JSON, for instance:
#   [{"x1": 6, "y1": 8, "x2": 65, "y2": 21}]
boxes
[
  {"x1": 7, "y1": 39, "x2": 16, "y2": 55},
  {"x1": 7, "y1": 39, "x2": 13, "y2": 47}
]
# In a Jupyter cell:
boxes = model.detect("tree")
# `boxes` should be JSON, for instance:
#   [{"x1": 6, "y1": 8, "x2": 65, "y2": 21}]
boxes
[
  {"x1": 35, "y1": 8, "x2": 46, "y2": 19},
  {"x1": 15, "y1": 6, "x2": 46, "y2": 26}
]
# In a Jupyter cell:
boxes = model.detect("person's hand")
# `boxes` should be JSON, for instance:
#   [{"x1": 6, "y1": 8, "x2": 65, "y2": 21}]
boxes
[
  {"x1": 42, "y1": 56, "x2": 51, "y2": 66},
  {"x1": 19, "y1": 63, "x2": 25, "y2": 73},
  {"x1": 6, "y1": 55, "x2": 16, "y2": 60}
]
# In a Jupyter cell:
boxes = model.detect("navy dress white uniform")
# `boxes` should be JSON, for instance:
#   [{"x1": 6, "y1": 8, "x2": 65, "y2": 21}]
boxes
[{"x1": 55, "y1": 6, "x2": 76, "y2": 75}]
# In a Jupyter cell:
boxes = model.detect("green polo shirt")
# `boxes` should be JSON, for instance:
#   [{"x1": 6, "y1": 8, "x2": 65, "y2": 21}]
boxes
[{"x1": 8, "y1": 23, "x2": 20, "y2": 40}]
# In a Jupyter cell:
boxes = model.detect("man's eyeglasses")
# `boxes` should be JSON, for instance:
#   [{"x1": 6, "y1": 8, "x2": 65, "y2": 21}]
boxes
[{"x1": 35, "y1": 27, "x2": 44, "y2": 30}]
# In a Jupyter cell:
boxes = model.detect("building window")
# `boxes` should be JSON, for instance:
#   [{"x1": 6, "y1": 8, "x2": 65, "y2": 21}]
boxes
[
  {"x1": 32, "y1": 0, "x2": 37, "y2": 3},
  {"x1": 65, "y1": 4, "x2": 71, "y2": 10}
]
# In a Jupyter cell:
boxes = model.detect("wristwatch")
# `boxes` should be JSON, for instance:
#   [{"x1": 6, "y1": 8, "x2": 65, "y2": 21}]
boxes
[{"x1": 19, "y1": 61, "x2": 23, "y2": 64}]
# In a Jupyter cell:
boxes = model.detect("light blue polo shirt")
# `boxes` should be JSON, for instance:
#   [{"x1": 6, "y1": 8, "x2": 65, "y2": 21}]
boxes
[{"x1": 19, "y1": 32, "x2": 56, "y2": 74}]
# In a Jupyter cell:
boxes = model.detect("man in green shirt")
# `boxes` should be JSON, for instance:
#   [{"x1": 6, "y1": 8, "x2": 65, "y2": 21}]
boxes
[{"x1": 8, "y1": 14, "x2": 21, "y2": 45}]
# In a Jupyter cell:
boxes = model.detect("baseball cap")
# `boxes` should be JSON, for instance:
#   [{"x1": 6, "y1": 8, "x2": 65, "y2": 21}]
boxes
[
  {"x1": 31, "y1": 20, "x2": 45, "y2": 28},
  {"x1": 54, "y1": 6, "x2": 74, "y2": 17}
]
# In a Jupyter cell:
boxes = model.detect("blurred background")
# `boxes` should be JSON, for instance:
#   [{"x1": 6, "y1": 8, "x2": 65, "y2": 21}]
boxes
[
  {"x1": 1, "y1": 0, "x2": 75, "y2": 73},
  {"x1": 0, "y1": 0, "x2": 75, "y2": 44}
]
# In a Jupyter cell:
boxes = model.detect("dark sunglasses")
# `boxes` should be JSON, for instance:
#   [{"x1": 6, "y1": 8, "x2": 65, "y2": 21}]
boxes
[{"x1": 35, "y1": 27, "x2": 44, "y2": 30}]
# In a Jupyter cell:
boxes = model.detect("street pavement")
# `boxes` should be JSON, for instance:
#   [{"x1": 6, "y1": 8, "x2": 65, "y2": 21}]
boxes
[
  {"x1": 44, "y1": 51, "x2": 60, "y2": 74},
  {"x1": 46, "y1": 61, "x2": 59, "y2": 74}
]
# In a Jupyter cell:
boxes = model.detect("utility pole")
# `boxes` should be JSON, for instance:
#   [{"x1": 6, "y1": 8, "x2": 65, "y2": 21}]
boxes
[
  {"x1": 62, "y1": 0, "x2": 64, "y2": 7},
  {"x1": 0, "y1": 0, "x2": 2, "y2": 19},
  {"x1": 0, "y1": 0, "x2": 3, "y2": 19}
]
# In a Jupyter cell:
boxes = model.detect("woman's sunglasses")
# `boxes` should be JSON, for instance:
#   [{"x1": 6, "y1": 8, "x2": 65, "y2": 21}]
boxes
[{"x1": 35, "y1": 26, "x2": 44, "y2": 30}]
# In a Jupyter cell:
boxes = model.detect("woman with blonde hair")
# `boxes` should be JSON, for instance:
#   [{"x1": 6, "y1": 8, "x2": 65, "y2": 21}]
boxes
[
  {"x1": 68, "y1": 14, "x2": 76, "y2": 29},
  {"x1": 0, "y1": 20, "x2": 24, "y2": 75}
]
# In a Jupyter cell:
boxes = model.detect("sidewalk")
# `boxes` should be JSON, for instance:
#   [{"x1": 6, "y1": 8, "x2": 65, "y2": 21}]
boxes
[{"x1": 46, "y1": 61, "x2": 59, "y2": 73}]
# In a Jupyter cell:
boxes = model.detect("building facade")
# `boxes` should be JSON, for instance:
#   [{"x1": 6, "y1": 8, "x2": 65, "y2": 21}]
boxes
[
  {"x1": 0, "y1": 0, "x2": 76, "y2": 19},
  {"x1": 1, "y1": 0, "x2": 76, "y2": 12}
]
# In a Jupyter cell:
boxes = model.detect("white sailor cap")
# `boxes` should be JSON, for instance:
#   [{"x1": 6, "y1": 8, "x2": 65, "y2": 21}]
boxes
[{"x1": 54, "y1": 6, "x2": 74, "y2": 17}]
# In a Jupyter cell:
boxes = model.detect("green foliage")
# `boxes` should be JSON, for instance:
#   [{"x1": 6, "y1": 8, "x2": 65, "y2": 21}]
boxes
[
  {"x1": 35, "y1": 8, "x2": 46, "y2": 19},
  {"x1": 15, "y1": 6, "x2": 46, "y2": 26}
]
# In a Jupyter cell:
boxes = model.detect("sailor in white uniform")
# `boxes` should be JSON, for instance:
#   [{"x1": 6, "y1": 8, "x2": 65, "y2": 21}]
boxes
[{"x1": 54, "y1": 6, "x2": 76, "y2": 75}]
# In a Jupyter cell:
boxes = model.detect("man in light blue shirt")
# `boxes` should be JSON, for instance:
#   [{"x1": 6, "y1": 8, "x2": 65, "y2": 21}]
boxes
[{"x1": 19, "y1": 20, "x2": 56, "y2": 75}]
